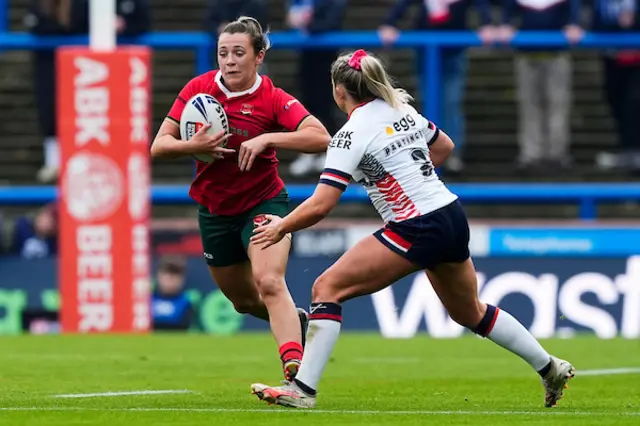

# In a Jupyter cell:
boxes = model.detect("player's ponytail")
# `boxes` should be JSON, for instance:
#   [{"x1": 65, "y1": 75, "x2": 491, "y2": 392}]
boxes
[
  {"x1": 360, "y1": 55, "x2": 413, "y2": 108},
  {"x1": 331, "y1": 50, "x2": 413, "y2": 109},
  {"x1": 222, "y1": 16, "x2": 271, "y2": 54}
]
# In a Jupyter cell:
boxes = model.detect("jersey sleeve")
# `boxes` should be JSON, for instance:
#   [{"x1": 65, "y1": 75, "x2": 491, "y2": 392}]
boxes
[
  {"x1": 319, "y1": 127, "x2": 369, "y2": 192},
  {"x1": 166, "y1": 77, "x2": 200, "y2": 125},
  {"x1": 420, "y1": 115, "x2": 440, "y2": 146},
  {"x1": 272, "y1": 88, "x2": 311, "y2": 131}
]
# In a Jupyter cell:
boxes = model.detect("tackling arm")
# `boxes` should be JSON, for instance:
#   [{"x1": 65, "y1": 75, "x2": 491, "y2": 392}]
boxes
[{"x1": 278, "y1": 184, "x2": 343, "y2": 234}]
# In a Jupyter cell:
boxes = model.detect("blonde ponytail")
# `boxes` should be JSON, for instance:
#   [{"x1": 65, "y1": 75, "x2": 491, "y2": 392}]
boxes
[
  {"x1": 359, "y1": 56, "x2": 413, "y2": 108},
  {"x1": 331, "y1": 50, "x2": 413, "y2": 109}
]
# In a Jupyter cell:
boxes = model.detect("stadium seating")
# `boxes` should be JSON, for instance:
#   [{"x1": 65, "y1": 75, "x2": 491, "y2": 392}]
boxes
[{"x1": 0, "y1": 0, "x2": 638, "y2": 220}]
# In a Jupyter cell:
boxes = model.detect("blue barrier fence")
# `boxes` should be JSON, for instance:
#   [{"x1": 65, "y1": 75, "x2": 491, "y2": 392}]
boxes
[
  {"x1": 1, "y1": 21, "x2": 640, "y2": 220},
  {"x1": 2, "y1": 183, "x2": 640, "y2": 220}
]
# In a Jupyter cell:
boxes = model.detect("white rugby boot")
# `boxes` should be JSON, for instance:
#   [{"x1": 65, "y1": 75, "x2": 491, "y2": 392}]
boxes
[
  {"x1": 541, "y1": 356, "x2": 576, "y2": 407},
  {"x1": 251, "y1": 382, "x2": 316, "y2": 409}
]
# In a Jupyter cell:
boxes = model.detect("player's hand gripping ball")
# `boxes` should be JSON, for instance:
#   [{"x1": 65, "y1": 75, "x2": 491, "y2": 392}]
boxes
[{"x1": 180, "y1": 93, "x2": 232, "y2": 163}]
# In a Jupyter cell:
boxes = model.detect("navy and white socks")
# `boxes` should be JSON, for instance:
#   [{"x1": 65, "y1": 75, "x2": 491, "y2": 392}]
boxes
[
  {"x1": 293, "y1": 302, "x2": 343, "y2": 395},
  {"x1": 474, "y1": 304, "x2": 552, "y2": 376}
]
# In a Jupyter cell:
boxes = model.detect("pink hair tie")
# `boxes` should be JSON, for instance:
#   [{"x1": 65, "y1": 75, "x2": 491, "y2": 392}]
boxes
[{"x1": 348, "y1": 49, "x2": 368, "y2": 71}]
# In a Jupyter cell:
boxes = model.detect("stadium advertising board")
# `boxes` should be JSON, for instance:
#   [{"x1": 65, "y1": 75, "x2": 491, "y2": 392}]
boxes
[
  {"x1": 57, "y1": 47, "x2": 152, "y2": 333},
  {"x1": 0, "y1": 255, "x2": 638, "y2": 338},
  {"x1": 291, "y1": 225, "x2": 640, "y2": 258}
]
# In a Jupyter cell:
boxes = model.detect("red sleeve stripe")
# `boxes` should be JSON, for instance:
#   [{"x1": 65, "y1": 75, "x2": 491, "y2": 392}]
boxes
[
  {"x1": 320, "y1": 174, "x2": 350, "y2": 190},
  {"x1": 321, "y1": 168, "x2": 350, "y2": 183}
]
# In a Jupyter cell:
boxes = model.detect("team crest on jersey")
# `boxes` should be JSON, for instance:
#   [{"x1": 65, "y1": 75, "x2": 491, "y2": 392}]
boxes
[
  {"x1": 253, "y1": 214, "x2": 271, "y2": 227},
  {"x1": 284, "y1": 99, "x2": 299, "y2": 111},
  {"x1": 240, "y1": 104, "x2": 254, "y2": 115},
  {"x1": 185, "y1": 121, "x2": 204, "y2": 139}
]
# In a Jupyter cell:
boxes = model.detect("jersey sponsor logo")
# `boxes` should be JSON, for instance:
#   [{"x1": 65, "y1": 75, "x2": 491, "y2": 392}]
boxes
[
  {"x1": 329, "y1": 130, "x2": 353, "y2": 150},
  {"x1": 392, "y1": 114, "x2": 417, "y2": 132},
  {"x1": 229, "y1": 126, "x2": 249, "y2": 138},
  {"x1": 284, "y1": 99, "x2": 299, "y2": 111},
  {"x1": 383, "y1": 129, "x2": 428, "y2": 157},
  {"x1": 240, "y1": 104, "x2": 254, "y2": 115}
]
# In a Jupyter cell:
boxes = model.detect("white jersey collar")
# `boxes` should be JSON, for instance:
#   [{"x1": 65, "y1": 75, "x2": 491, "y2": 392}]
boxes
[{"x1": 215, "y1": 72, "x2": 263, "y2": 99}]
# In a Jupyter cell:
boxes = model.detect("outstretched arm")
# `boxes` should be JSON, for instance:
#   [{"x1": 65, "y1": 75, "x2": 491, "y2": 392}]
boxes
[
  {"x1": 251, "y1": 184, "x2": 342, "y2": 249},
  {"x1": 252, "y1": 122, "x2": 371, "y2": 248}
]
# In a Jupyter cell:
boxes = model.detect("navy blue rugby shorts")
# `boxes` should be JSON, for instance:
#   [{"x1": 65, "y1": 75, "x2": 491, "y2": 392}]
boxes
[{"x1": 373, "y1": 200, "x2": 470, "y2": 270}]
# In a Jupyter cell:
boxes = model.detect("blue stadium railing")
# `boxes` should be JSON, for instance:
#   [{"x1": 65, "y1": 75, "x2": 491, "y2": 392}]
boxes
[
  {"x1": 2, "y1": 183, "x2": 640, "y2": 221},
  {"x1": 1, "y1": 26, "x2": 640, "y2": 220}
]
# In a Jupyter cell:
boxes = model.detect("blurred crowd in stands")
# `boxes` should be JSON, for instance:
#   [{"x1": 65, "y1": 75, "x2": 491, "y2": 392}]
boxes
[{"x1": 20, "y1": 0, "x2": 640, "y2": 183}]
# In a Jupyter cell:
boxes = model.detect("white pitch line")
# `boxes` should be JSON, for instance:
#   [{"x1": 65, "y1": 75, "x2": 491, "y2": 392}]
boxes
[
  {"x1": 0, "y1": 408, "x2": 638, "y2": 416},
  {"x1": 51, "y1": 390, "x2": 193, "y2": 399},
  {"x1": 579, "y1": 367, "x2": 640, "y2": 376},
  {"x1": 353, "y1": 357, "x2": 422, "y2": 364}
]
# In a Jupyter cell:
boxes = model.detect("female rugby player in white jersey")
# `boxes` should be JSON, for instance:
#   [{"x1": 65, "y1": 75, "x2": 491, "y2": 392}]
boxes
[{"x1": 249, "y1": 49, "x2": 575, "y2": 409}]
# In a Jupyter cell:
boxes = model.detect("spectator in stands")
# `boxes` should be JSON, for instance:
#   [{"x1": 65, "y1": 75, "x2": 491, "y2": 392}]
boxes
[
  {"x1": 206, "y1": 0, "x2": 267, "y2": 37},
  {"x1": 24, "y1": 0, "x2": 149, "y2": 184},
  {"x1": 11, "y1": 204, "x2": 58, "y2": 260},
  {"x1": 378, "y1": 0, "x2": 496, "y2": 175},
  {"x1": 498, "y1": 0, "x2": 584, "y2": 173},
  {"x1": 152, "y1": 255, "x2": 194, "y2": 331},
  {"x1": 593, "y1": 0, "x2": 640, "y2": 173},
  {"x1": 288, "y1": 0, "x2": 347, "y2": 177},
  {"x1": 25, "y1": 0, "x2": 87, "y2": 184}
]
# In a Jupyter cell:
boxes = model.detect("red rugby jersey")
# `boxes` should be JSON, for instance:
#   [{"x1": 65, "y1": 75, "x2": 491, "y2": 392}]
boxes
[{"x1": 167, "y1": 71, "x2": 310, "y2": 215}]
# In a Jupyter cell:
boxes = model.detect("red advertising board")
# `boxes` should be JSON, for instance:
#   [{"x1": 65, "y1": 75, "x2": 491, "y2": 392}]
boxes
[{"x1": 57, "y1": 47, "x2": 151, "y2": 333}]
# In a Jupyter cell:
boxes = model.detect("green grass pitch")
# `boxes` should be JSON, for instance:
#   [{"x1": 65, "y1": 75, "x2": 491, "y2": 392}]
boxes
[{"x1": 0, "y1": 333, "x2": 638, "y2": 425}]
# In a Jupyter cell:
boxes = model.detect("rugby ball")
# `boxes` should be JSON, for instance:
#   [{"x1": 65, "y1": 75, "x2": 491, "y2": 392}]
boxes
[{"x1": 180, "y1": 93, "x2": 229, "y2": 163}]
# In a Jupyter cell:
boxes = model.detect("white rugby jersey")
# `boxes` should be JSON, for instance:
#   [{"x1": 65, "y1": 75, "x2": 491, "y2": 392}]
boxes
[{"x1": 319, "y1": 99, "x2": 458, "y2": 223}]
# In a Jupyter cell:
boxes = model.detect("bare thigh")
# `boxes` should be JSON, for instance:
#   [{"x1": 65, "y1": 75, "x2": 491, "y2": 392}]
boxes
[
  {"x1": 208, "y1": 262, "x2": 262, "y2": 312},
  {"x1": 313, "y1": 235, "x2": 419, "y2": 303},
  {"x1": 426, "y1": 258, "x2": 485, "y2": 327}
]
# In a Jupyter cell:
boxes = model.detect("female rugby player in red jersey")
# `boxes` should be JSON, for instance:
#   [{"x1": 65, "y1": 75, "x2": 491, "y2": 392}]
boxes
[
  {"x1": 250, "y1": 50, "x2": 575, "y2": 408},
  {"x1": 150, "y1": 16, "x2": 331, "y2": 381}
]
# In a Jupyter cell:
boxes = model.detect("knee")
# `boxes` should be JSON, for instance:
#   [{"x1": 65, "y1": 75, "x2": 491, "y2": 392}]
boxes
[
  {"x1": 232, "y1": 299, "x2": 262, "y2": 315},
  {"x1": 253, "y1": 272, "x2": 286, "y2": 299},
  {"x1": 311, "y1": 274, "x2": 340, "y2": 303}
]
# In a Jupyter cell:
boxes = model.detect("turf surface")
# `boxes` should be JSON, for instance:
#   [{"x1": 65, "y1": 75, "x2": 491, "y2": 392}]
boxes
[{"x1": 0, "y1": 334, "x2": 638, "y2": 425}]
